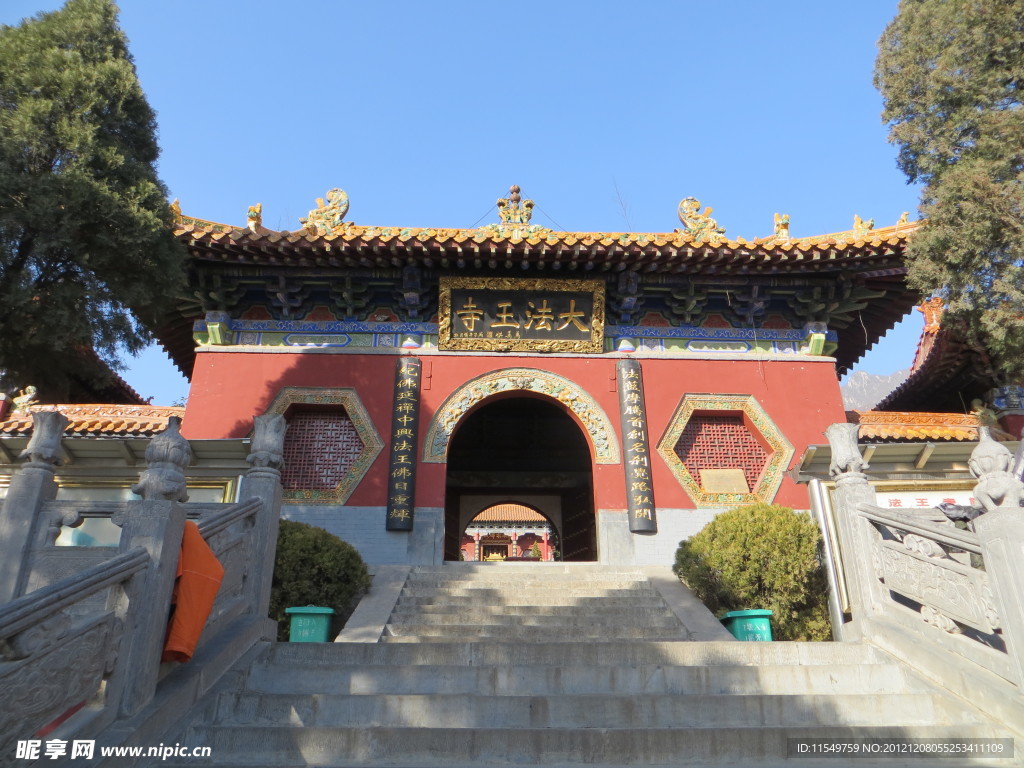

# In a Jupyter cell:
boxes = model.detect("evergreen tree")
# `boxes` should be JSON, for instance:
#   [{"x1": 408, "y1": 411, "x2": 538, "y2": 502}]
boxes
[
  {"x1": 872, "y1": 0, "x2": 1024, "y2": 382},
  {"x1": 875, "y1": 0, "x2": 1024, "y2": 381},
  {"x1": 0, "y1": 0, "x2": 184, "y2": 400}
]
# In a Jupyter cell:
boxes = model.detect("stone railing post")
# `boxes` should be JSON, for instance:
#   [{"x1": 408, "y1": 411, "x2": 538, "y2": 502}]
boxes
[
  {"x1": 824, "y1": 422, "x2": 884, "y2": 638},
  {"x1": 967, "y1": 433, "x2": 1024, "y2": 686},
  {"x1": 239, "y1": 414, "x2": 286, "y2": 619},
  {"x1": 131, "y1": 416, "x2": 192, "y2": 504},
  {"x1": 0, "y1": 411, "x2": 68, "y2": 603},
  {"x1": 112, "y1": 417, "x2": 191, "y2": 717}
]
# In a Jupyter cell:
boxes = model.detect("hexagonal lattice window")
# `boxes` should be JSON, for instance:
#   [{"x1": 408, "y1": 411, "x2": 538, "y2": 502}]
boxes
[
  {"x1": 675, "y1": 412, "x2": 769, "y2": 492},
  {"x1": 264, "y1": 387, "x2": 383, "y2": 504},
  {"x1": 657, "y1": 394, "x2": 793, "y2": 507},
  {"x1": 282, "y1": 410, "x2": 365, "y2": 491}
]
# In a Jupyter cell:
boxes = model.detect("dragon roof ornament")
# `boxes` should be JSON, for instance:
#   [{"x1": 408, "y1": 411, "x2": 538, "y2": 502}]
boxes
[
  {"x1": 773, "y1": 213, "x2": 790, "y2": 241},
  {"x1": 853, "y1": 214, "x2": 875, "y2": 237},
  {"x1": 918, "y1": 296, "x2": 944, "y2": 335},
  {"x1": 677, "y1": 197, "x2": 726, "y2": 244},
  {"x1": 247, "y1": 203, "x2": 263, "y2": 233},
  {"x1": 300, "y1": 188, "x2": 351, "y2": 236}
]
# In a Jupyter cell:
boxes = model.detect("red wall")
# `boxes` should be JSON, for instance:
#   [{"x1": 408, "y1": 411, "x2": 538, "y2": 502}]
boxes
[
  {"x1": 1000, "y1": 413, "x2": 1023, "y2": 441},
  {"x1": 183, "y1": 351, "x2": 846, "y2": 509}
]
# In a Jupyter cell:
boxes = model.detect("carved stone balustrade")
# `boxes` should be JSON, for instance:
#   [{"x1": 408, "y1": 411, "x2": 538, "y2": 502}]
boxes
[
  {"x1": 824, "y1": 422, "x2": 1024, "y2": 728},
  {"x1": 0, "y1": 548, "x2": 149, "y2": 756},
  {"x1": 0, "y1": 414, "x2": 285, "y2": 751}
]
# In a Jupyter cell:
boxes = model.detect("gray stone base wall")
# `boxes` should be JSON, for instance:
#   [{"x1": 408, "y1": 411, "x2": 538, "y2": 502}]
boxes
[
  {"x1": 597, "y1": 508, "x2": 722, "y2": 567},
  {"x1": 281, "y1": 505, "x2": 443, "y2": 566}
]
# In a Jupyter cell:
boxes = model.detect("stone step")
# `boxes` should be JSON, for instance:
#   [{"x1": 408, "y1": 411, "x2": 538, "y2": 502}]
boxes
[
  {"x1": 179, "y1": 723, "x2": 1011, "y2": 766},
  {"x1": 396, "y1": 585, "x2": 661, "y2": 598},
  {"x1": 382, "y1": 623, "x2": 690, "y2": 641},
  {"x1": 399, "y1": 573, "x2": 647, "y2": 585},
  {"x1": 215, "y1": 691, "x2": 979, "y2": 730},
  {"x1": 392, "y1": 599, "x2": 671, "y2": 614},
  {"x1": 246, "y1": 661, "x2": 925, "y2": 697},
  {"x1": 399, "y1": 573, "x2": 647, "y2": 581},
  {"x1": 385, "y1": 611, "x2": 684, "y2": 628},
  {"x1": 395, "y1": 594, "x2": 671, "y2": 609},
  {"x1": 406, "y1": 569, "x2": 648, "y2": 575},
  {"x1": 263, "y1": 640, "x2": 892, "y2": 668}
]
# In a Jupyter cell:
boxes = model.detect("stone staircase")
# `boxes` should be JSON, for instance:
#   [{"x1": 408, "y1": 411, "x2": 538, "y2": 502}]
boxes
[
  {"x1": 159, "y1": 564, "x2": 1017, "y2": 767},
  {"x1": 382, "y1": 564, "x2": 692, "y2": 642}
]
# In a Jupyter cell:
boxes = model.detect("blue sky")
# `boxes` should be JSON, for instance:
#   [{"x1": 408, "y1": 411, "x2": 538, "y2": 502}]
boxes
[{"x1": 3, "y1": 1, "x2": 924, "y2": 404}]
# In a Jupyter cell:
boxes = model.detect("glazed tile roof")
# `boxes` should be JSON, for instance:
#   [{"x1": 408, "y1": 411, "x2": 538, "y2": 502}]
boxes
[
  {"x1": 175, "y1": 215, "x2": 920, "y2": 275},
  {"x1": 0, "y1": 405, "x2": 185, "y2": 437},
  {"x1": 469, "y1": 504, "x2": 549, "y2": 523},
  {"x1": 849, "y1": 410, "x2": 981, "y2": 442},
  {"x1": 161, "y1": 207, "x2": 921, "y2": 379}
]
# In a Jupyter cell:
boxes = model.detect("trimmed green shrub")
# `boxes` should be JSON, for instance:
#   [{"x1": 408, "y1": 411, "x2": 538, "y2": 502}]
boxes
[
  {"x1": 269, "y1": 520, "x2": 371, "y2": 641},
  {"x1": 673, "y1": 503, "x2": 832, "y2": 641}
]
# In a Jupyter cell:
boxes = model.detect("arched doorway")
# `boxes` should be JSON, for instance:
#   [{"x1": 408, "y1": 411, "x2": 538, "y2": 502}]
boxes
[{"x1": 444, "y1": 396, "x2": 596, "y2": 561}]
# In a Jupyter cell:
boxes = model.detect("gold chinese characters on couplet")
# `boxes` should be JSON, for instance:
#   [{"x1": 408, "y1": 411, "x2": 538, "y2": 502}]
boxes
[
  {"x1": 616, "y1": 359, "x2": 657, "y2": 533},
  {"x1": 438, "y1": 277, "x2": 605, "y2": 353},
  {"x1": 386, "y1": 358, "x2": 421, "y2": 531}
]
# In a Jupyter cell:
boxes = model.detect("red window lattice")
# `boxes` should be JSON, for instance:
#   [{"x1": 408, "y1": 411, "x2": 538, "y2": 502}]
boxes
[
  {"x1": 674, "y1": 412, "x2": 768, "y2": 492},
  {"x1": 281, "y1": 410, "x2": 364, "y2": 490}
]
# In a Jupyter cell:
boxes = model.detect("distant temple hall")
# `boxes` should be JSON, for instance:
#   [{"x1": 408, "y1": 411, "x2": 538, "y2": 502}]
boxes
[
  {"x1": 461, "y1": 503, "x2": 557, "y2": 562},
  {"x1": 3, "y1": 187, "x2": 1020, "y2": 566}
]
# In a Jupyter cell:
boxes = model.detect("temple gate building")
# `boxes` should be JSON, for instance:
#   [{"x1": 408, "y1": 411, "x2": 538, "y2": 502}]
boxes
[{"x1": 161, "y1": 188, "x2": 925, "y2": 566}]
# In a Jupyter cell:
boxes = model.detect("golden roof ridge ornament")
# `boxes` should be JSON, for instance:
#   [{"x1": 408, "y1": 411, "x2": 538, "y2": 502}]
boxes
[
  {"x1": 12, "y1": 385, "x2": 38, "y2": 414},
  {"x1": 497, "y1": 185, "x2": 533, "y2": 225},
  {"x1": 480, "y1": 185, "x2": 551, "y2": 240},
  {"x1": 852, "y1": 214, "x2": 875, "y2": 237},
  {"x1": 300, "y1": 188, "x2": 351, "y2": 236},
  {"x1": 247, "y1": 203, "x2": 263, "y2": 233},
  {"x1": 677, "y1": 197, "x2": 726, "y2": 244},
  {"x1": 773, "y1": 212, "x2": 791, "y2": 241},
  {"x1": 918, "y1": 296, "x2": 944, "y2": 335}
]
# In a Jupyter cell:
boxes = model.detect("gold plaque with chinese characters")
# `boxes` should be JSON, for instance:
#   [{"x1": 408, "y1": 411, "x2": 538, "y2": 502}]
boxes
[
  {"x1": 699, "y1": 468, "x2": 751, "y2": 494},
  {"x1": 439, "y1": 277, "x2": 605, "y2": 353}
]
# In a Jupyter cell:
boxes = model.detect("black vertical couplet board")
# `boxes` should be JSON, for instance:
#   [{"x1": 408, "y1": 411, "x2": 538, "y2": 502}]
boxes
[
  {"x1": 386, "y1": 357, "x2": 421, "y2": 531},
  {"x1": 617, "y1": 359, "x2": 657, "y2": 533}
]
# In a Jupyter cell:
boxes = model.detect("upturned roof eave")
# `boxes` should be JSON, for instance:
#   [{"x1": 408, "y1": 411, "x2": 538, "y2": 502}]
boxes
[{"x1": 173, "y1": 216, "x2": 918, "y2": 273}]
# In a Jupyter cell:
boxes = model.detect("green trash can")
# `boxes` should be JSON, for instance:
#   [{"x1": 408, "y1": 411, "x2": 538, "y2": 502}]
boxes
[
  {"x1": 721, "y1": 609, "x2": 773, "y2": 641},
  {"x1": 285, "y1": 606, "x2": 335, "y2": 642}
]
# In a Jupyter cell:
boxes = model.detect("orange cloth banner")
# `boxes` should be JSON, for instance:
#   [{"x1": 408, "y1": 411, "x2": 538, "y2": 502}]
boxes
[{"x1": 162, "y1": 520, "x2": 224, "y2": 662}]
